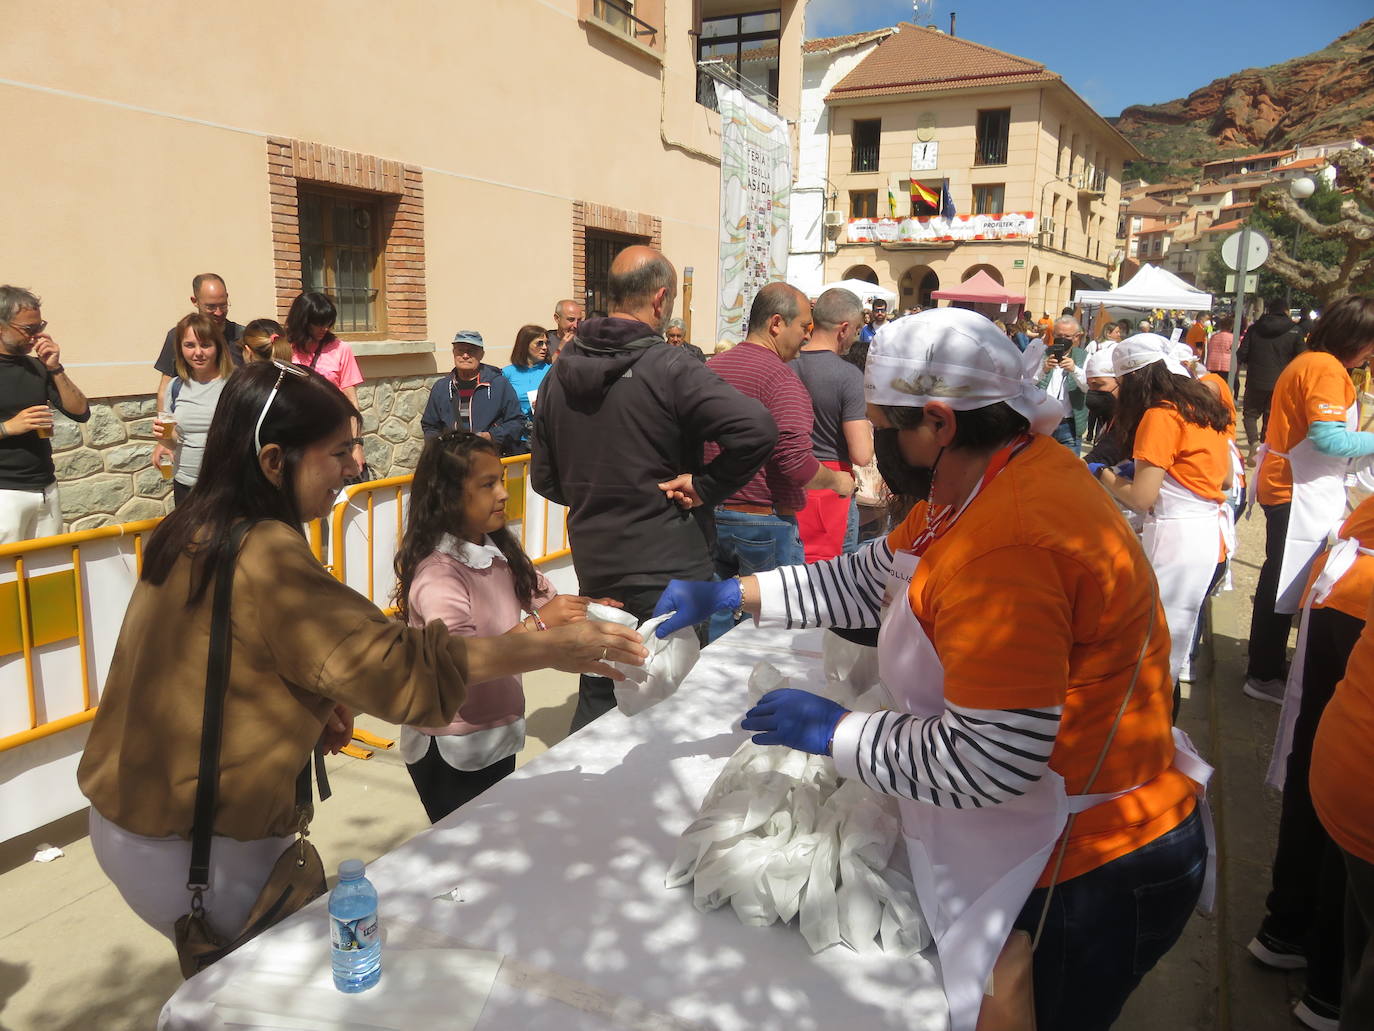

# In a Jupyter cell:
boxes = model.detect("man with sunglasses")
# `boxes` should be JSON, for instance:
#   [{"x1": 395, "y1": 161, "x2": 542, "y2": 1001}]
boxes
[
  {"x1": 0, "y1": 286, "x2": 90, "y2": 543},
  {"x1": 152, "y1": 273, "x2": 243, "y2": 412}
]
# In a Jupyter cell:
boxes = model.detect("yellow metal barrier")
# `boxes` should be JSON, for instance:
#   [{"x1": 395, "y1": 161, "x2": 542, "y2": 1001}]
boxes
[
  {"x1": 0, "y1": 454, "x2": 569, "y2": 760},
  {"x1": 0, "y1": 519, "x2": 160, "y2": 753}
]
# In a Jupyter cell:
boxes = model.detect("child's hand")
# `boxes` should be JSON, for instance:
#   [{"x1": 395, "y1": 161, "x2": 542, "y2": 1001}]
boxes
[{"x1": 537, "y1": 594, "x2": 591, "y2": 627}]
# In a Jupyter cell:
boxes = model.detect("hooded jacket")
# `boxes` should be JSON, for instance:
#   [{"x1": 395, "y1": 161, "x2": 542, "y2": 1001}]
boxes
[
  {"x1": 531, "y1": 316, "x2": 775, "y2": 595},
  {"x1": 1240, "y1": 313, "x2": 1305, "y2": 394},
  {"x1": 420, "y1": 362, "x2": 526, "y2": 454}
]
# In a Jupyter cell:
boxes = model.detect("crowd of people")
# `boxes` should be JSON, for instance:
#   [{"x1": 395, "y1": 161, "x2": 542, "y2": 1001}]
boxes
[{"x1": 3, "y1": 245, "x2": 1370, "y2": 1029}]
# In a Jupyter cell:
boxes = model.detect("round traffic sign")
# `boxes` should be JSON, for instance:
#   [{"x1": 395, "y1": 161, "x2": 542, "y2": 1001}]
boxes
[{"x1": 1221, "y1": 230, "x2": 1270, "y2": 273}]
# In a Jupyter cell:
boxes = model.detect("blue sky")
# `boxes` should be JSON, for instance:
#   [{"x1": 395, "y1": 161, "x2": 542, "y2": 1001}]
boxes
[{"x1": 804, "y1": 0, "x2": 1371, "y2": 117}]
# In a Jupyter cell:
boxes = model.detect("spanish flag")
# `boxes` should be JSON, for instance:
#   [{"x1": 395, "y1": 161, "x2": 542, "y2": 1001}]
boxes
[{"x1": 910, "y1": 180, "x2": 940, "y2": 215}]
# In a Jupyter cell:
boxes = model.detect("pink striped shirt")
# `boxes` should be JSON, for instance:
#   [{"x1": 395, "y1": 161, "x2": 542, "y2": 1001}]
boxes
[{"x1": 705, "y1": 341, "x2": 820, "y2": 511}]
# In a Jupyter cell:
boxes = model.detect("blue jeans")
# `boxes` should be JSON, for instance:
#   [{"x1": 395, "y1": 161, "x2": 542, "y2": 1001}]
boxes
[
  {"x1": 709, "y1": 508, "x2": 804, "y2": 643},
  {"x1": 1013, "y1": 806, "x2": 1207, "y2": 1031},
  {"x1": 843, "y1": 497, "x2": 859, "y2": 554},
  {"x1": 1051, "y1": 417, "x2": 1081, "y2": 455}
]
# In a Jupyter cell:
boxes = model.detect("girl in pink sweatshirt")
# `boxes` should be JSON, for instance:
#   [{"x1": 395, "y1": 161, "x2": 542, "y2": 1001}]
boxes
[{"x1": 393, "y1": 431, "x2": 613, "y2": 822}]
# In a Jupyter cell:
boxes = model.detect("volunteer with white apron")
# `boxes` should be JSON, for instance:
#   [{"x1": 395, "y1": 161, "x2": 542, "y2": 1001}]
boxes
[
  {"x1": 1249, "y1": 494, "x2": 1374, "y2": 1028},
  {"x1": 1244, "y1": 297, "x2": 1374, "y2": 704},
  {"x1": 1095, "y1": 334, "x2": 1234, "y2": 700},
  {"x1": 653, "y1": 308, "x2": 1212, "y2": 1031}
]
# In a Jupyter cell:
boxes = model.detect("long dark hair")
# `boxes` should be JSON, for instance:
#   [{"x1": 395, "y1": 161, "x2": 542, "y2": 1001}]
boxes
[
  {"x1": 392, "y1": 431, "x2": 538, "y2": 623},
  {"x1": 1113, "y1": 361, "x2": 1232, "y2": 449},
  {"x1": 286, "y1": 291, "x2": 338, "y2": 351},
  {"x1": 142, "y1": 362, "x2": 359, "y2": 602}
]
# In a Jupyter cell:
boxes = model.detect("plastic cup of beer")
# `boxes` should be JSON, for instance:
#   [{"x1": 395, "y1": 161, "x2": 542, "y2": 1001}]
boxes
[
  {"x1": 157, "y1": 454, "x2": 174, "y2": 481},
  {"x1": 155, "y1": 411, "x2": 176, "y2": 441},
  {"x1": 35, "y1": 406, "x2": 53, "y2": 439}
]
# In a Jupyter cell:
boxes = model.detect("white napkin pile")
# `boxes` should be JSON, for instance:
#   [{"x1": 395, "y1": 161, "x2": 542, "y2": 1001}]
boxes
[
  {"x1": 665, "y1": 655, "x2": 928, "y2": 957},
  {"x1": 586, "y1": 602, "x2": 701, "y2": 716}
]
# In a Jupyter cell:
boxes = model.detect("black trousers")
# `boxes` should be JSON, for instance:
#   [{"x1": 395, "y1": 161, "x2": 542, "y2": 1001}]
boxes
[
  {"x1": 1246, "y1": 502, "x2": 1294, "y2": 682},
  {"x1": 405, "y1": 739, "x2": 516, "y2": 825},
  {"x1": 569, "y1": 584, "x2": 667, "y2": 734},
  {"x1": 1344, "y1": 849, "x2": 1374, "y2": 1030},
  {"x1": 1262, "y1": 606, "x2": 1362, "y2": 1004}
]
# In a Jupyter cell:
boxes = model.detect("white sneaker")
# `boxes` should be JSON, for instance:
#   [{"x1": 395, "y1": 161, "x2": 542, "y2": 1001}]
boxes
[
  {"x1": 1294, "y1": 995, "x2": 1340, "y2": 1031},
  {"x1": 1243, "y1": 677, "x2": 1286, "y2": 705}
]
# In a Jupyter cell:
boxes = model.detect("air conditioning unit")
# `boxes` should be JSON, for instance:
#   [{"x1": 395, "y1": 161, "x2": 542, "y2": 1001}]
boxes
[
  {"x1": 1039, "y1": 216, "x2": 1056, "y2": 236},
  {"x1": 822, "y1": 210, "x2": 845, "y2": 227}
]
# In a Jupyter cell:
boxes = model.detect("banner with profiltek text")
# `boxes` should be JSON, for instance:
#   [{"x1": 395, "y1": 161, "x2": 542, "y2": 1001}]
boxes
[{"x1": 715, "y1": 83, "x2": 791, "y2": 347}]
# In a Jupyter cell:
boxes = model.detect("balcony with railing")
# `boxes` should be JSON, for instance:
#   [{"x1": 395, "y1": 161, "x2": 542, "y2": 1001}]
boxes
[{"x1": 592, "y1": 0, "x2": 658, "y2": 46}]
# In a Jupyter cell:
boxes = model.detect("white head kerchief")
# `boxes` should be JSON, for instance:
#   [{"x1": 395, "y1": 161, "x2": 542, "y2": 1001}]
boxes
[
  {"x1": 864, "y1": 307, "x2": 1067, "y2": 434},
  {"x1": 1112, "y1": 333, "x2": 1189, "y2": 379},
  {"x1": 1083, "y1": 347, "x2": 1116, "y2": 381},
  {"x1": 1171, "y1": 341, "x2": 1207, "y2": 379}
]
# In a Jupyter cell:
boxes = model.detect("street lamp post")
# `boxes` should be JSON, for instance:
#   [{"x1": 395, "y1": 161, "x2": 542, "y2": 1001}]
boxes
[{"x1": 1286, "y1": 176, "x2": 1316, "y2": 312}]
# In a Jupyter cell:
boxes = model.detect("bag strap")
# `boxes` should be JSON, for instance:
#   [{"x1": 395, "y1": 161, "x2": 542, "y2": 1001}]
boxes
[
  {"x1": 184, "y1": 522, "x2": 330, "y2": 904},
  {"x1": 1030, "y1": 572, "x2": 1160, "y2": 949}
]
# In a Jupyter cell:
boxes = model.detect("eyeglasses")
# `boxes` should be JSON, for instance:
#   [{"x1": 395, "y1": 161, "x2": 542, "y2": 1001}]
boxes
[
  {"x1": 8, "y1": 320, "x2": 47, "y2": 337},
  {"x1": 254, "y1": 360, "x2": 309, "y2": 453},
  {"x1": 200, "y1": 303, "x2": 229, "y2": 313}
]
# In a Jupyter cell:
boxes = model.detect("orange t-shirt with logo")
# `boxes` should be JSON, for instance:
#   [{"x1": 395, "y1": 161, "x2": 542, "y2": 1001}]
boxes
[
  {"x1": 1200, "y1": 373, "x2": 1238, "y2": 440},
  {"x1": 1133, "y1": 404, "x2": 1230, "y2": 503},
  {"x1": 1311, "y1": 588, "x2": 1374, "y2": 865},
  {"x1": 1257, "y1": 350, "x2": 1355, "y2": 506},
  {"x1": 886, "y1": 435, "x2": 1196, "y2": 886},
  {"x1": 1304, "y1": 496, "x2": 1374, "y2": 621}
]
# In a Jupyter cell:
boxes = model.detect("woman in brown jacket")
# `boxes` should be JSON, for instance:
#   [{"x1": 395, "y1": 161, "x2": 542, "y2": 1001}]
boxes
[{"x1": 77, "y1": 361, "x2": 644, "y2": 943}]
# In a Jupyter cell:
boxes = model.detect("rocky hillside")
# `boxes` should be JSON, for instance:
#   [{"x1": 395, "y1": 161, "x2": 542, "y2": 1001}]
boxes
[{"x1": 1112, "y1": 17, "x2": 1374, "y2": 175}]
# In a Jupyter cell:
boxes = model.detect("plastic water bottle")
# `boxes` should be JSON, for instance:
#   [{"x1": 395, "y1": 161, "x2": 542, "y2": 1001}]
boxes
[{"x1": 329, "y1": 859, "x2": 382, "y2": 992}]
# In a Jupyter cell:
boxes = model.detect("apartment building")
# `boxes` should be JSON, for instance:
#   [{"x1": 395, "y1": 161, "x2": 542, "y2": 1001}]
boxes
[
  {"x1": 819, "y1": 24, "x2": 1136, "y2": 316},
  {"x1": 1, "y1": 0, "x2": 803, "y2": 524}
]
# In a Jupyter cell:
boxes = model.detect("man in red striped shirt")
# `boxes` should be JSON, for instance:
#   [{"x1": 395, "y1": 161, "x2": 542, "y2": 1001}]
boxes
[{"x1": 704, "y1": 283, "x2": 855, "y2": 641}]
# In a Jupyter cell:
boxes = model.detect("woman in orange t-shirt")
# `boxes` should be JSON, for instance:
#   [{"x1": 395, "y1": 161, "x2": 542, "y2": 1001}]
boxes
[
  {"x1": 1245, "y1": 297, "x2": 1374, "y2": 703},
  {"x1": 1097, "y1": 335, "x2": 1233, "y2": 702}
]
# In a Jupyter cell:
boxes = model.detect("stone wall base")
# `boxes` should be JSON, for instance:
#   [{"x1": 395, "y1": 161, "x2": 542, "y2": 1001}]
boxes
[{"x1": 53, "y1": 374, "x2": 436, "y2": 531}]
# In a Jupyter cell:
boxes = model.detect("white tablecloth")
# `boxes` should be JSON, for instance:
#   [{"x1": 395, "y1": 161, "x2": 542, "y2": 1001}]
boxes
[{"x1": 161, "y1": 624, "x2": 947, "y2": 1030}]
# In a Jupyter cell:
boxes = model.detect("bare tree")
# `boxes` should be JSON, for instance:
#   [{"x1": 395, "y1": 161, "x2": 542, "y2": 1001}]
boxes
[{"x1": 1259, "y1": 148, "x2": 1374, "y2": 305}]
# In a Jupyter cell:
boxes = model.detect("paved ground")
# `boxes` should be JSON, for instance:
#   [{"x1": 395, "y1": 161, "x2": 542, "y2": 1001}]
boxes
[{"x1": 0, "y1": 458, "x2": 1314, "y2": 1030}]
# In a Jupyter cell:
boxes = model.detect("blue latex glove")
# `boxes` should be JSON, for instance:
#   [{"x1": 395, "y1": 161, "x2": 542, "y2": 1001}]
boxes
[
  {"x1": 1086, "y1": 462, "x2": 1106, "y2": 477},
  {"x1": 741, "y1": 688, "x2": 848, "y2": 755},
  {"x1": 652, "y1": 578, "x2": 741, "y2": 638},
  {"x1": 1114, "y1": 460, "x2": 1136, "y2": 480}
]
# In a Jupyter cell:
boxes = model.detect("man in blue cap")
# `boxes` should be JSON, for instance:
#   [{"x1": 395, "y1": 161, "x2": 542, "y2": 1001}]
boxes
[{"x1": 420, "y1": 330, "x2": 525, "y2": 453}]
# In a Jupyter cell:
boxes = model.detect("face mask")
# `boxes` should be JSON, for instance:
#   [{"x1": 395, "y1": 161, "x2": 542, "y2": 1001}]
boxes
[
  {"x1": 1085, "y1": 389, "x2": 1116, "y2": 422},
  {"x1": 874, "y1": 428, "x2": 936, "y2": 502}
]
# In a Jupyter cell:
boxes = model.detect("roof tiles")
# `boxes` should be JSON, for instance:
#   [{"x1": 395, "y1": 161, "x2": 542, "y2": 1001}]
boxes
[
  {"x1": 826, "y1": 22, "x2": 1057, "y2": 100},
  {"x1": 803, "y1": 29, "x2": 894, "y2": 54}
]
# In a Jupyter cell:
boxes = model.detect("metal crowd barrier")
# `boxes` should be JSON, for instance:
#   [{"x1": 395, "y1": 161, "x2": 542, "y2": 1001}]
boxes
[{"x1": 0, "y1": 454, "x2": 570, "y2": 842}]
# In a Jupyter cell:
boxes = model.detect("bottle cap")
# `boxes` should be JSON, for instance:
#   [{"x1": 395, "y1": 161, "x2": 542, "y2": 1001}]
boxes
[{"x1": 338, "y1": 859, "x2": 365, "y2": 880}]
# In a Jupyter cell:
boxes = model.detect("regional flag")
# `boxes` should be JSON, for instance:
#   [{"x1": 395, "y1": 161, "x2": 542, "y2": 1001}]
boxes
[
  {"x1": 940, "y1": 177, "x2": 956, "y2": 220},
  {"x1": 910, "y1": 180, "x2": 940, "y2": 215}
]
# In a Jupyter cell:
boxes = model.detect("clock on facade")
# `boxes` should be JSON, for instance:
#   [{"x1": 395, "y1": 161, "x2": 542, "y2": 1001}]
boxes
[{"x1": 911, "y1": 140, "x2": 938, "y2": 171}]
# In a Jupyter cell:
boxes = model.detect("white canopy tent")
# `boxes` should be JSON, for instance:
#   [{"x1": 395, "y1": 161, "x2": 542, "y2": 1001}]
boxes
[
  {"x1": 1073, "y1": 264, "x2": 1213, "y2": 311},
  {"x1": 814, "y1": 279, "x2": 899, "y2": 307}
]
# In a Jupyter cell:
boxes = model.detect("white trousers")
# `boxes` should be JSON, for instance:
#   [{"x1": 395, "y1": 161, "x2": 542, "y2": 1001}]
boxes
[
  {"x1": 88, "y1": 809, "x2": 294, "y2": 943},
  {"x1": 0, "y1": 484, "x2": 61, "y2": 544}
]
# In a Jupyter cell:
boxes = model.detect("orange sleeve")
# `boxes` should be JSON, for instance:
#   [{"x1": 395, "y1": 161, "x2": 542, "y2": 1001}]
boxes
[
  {"x1": 931, "y1": 546, "x2": 1072, "y2": 711},
  {"x1": 1132, "y1": 407, "x2": 1182, "y2": 470},
  {"x1": 1305, "y1": 363, "x2": 1354, "y2": 424}
]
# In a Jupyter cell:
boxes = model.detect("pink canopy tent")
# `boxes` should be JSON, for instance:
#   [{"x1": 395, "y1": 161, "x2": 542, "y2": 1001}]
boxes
[{"x1": 930, "y1": 270, "x2": 1026, "y2": 306}]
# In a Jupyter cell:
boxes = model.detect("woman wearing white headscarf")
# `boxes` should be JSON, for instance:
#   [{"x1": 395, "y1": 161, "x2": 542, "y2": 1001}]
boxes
[
  {"x1": 651, "y1": 309, "x2": 1212, "y2": 1031},
  {"x1": 1096, "y1": 335, "x2": 1234, "y2": 701}
]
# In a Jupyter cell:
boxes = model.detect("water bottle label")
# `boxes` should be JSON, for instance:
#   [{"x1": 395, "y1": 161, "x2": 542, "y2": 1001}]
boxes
[{"x1": 331, "y1": 912, "x2": 380, "y2": 952}]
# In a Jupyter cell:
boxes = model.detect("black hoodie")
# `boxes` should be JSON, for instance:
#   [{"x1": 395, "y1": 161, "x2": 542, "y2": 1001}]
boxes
[
  {"x1": 531, "y1": 317, "x2": 775, "y2": 595},
  {"x1": 1240, "y1": 313, "x2": 1305, "y2": 393}
]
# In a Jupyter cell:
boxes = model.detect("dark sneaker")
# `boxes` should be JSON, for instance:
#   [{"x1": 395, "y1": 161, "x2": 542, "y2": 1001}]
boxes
[
  {"x1": 1247, "y1": 930, "x2": 1307, "y2": 969},
  {"x1": 1293, "y1": 993, "x2": 1340, "y2": 1031},
  {"x1": 1243, "y1": 677, "x2": 1286, "y2": 705}
]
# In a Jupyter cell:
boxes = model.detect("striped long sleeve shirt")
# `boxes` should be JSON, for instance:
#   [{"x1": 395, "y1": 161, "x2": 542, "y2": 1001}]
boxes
[{"x1": 752, "y1": 541, "x2": 1062, "y2": 808}]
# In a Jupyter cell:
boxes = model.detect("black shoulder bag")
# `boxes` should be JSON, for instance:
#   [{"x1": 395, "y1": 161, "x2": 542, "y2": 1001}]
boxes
[{"x1": 174, "y1": 523, "x2": 331, "y2": 979}]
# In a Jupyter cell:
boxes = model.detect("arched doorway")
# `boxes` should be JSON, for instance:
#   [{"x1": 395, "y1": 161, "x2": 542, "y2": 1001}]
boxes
[
  {"x1": 899, "y1": 265, "x2": 937, "y2": 309},
  {"x1": 961, "y1": 263, "x2": 1004, "y2": 284},
  {"x1": 917, "y1": 269, "x2": 940, "y2": 308},
  {"x1": 842, "y1": 264, "x2": 879, "y2": 284}
]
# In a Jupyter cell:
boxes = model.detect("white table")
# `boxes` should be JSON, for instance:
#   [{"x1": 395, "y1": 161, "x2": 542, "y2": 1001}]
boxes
[{"x1": 161, "y1": 625, "x2": 947, "y2": 1030}]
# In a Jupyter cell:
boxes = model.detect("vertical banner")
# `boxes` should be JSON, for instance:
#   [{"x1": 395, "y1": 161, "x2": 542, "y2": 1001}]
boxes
[{"x1": 715, "y1": 82, "x2": 791, "y2": 347}]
